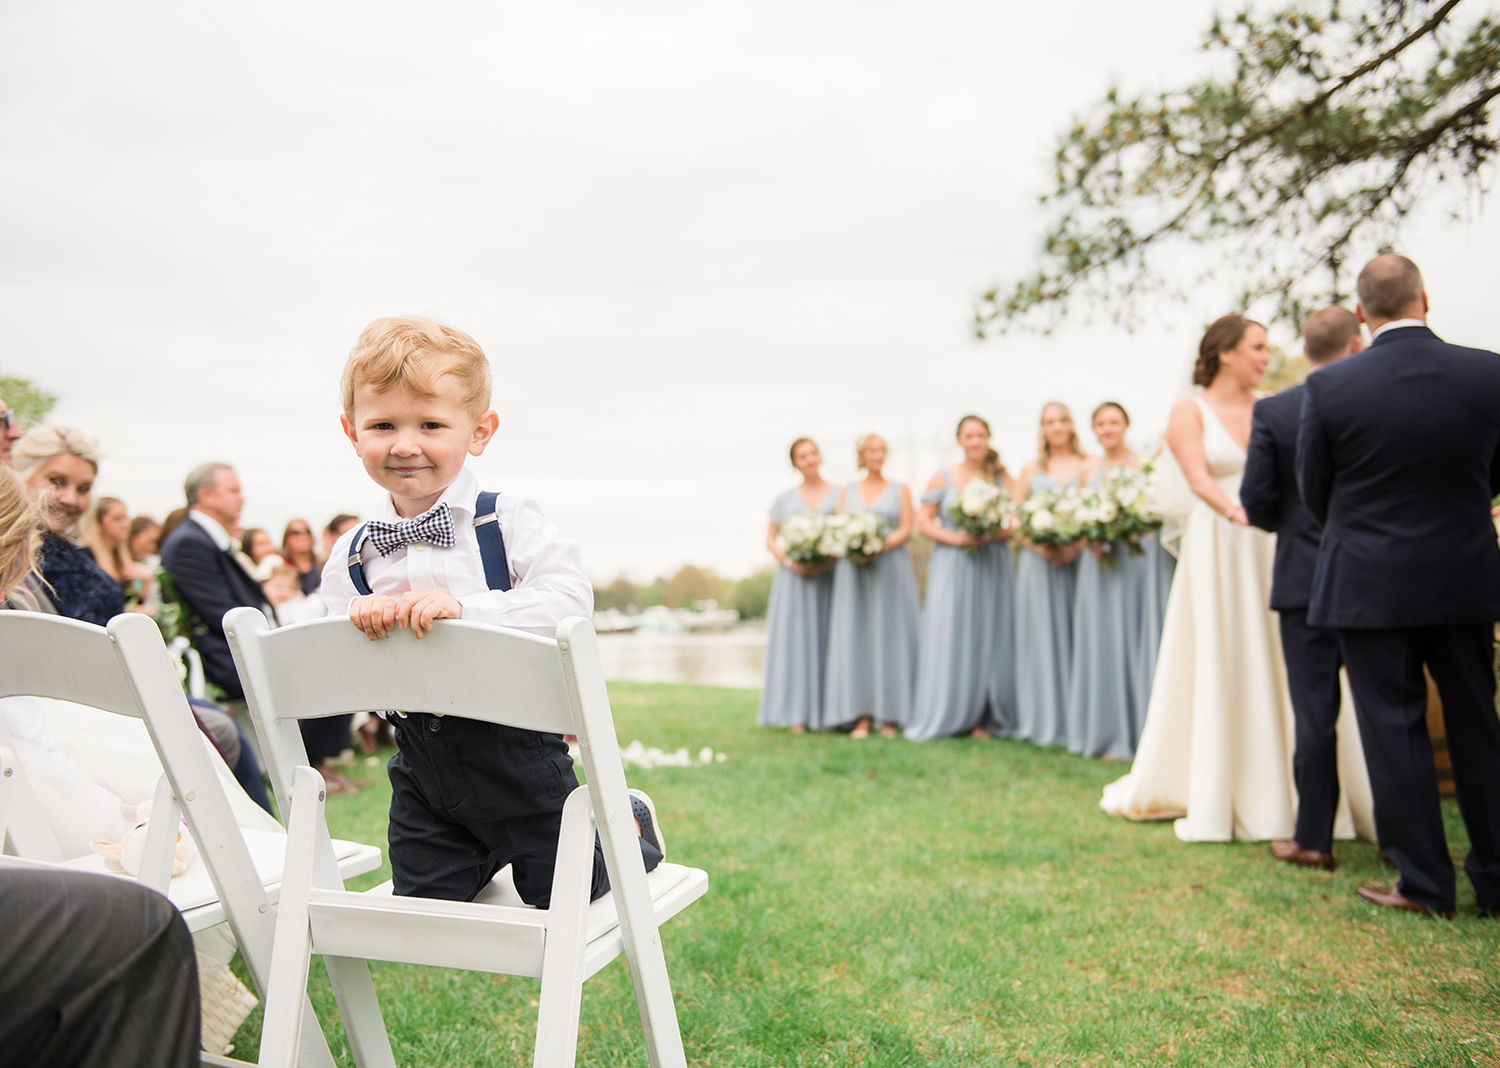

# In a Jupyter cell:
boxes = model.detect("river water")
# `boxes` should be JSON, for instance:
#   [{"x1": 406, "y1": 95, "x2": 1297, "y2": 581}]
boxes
[{"x1": 595, "y1": 624, "x2": 766, "y2": 688}]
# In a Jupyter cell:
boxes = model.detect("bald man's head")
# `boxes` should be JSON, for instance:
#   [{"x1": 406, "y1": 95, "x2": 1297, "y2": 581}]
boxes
[{"x1": 1356, "y1": 254, "x2": 1426, "y2": 324}]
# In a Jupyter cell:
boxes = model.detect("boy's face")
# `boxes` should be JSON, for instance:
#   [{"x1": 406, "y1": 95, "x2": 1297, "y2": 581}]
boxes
[{"x1": 342, "y1": 377, "x2": 498, "y2": 518}]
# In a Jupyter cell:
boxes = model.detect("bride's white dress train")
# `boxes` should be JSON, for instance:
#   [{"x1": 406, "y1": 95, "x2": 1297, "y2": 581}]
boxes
[{"x1": 1100, "y1": 397, "x2": 1375, "y2": 842}]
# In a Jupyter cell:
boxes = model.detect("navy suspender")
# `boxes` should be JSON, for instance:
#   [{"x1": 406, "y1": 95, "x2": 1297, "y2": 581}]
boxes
[{"x1": 345, "y1": 491, "x2": 512, "y2": 596}]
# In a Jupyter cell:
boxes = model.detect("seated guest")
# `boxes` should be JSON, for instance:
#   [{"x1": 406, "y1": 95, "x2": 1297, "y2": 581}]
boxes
[
  {"x1": 84, "y1": 496, "x2": 156, "y2": 607},
  {"x1": 12, "y1": 425, "x2": 123, "y2": 626},
  {"x1": 321, "y1": 512, "x2": 359, "y2": 561},
  {"x1": 129, "y1": 513, "x2": 161, "y2": 564},
  {"x1": 238, "y1": 526, "x2": 286, "y2": 583},
  {"x1": 280, "y1": 517, "x2": 323, "y2": 594}
]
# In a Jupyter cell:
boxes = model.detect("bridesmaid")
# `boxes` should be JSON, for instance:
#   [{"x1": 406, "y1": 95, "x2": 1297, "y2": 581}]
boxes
[
  {"x1": 1066, "y1": 402, "x2": 1175, "y2": 759},
  {"x1": 823, "y1": 434, "x2": 920, "y2": 737},
  {"x1": 758, "y1": 437, "x2": 838, "y2": 733},
  {"x1": 907, "y1": 415, "x2": 1017, "y2": 741},
  {"x1": 1013, "y1": 402, "x2": 1090, "y2": 748}
]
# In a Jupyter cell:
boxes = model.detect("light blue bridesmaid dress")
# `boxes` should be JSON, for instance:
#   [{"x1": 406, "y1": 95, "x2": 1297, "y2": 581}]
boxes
[
  {"x1": 758, "y1": 485, "x2": 838, "y2": 728},
  {"x1": 822, "y1": 481, "x2": 921, "y2": 731},
  {"x1": 1013, "y1": 470, "x2": 1079, "y2": 747},
  {"x1": 1125, "y1": 529, "x2": 1175, "y2": 743},
  {"x1": 906, "y1": 471, "x2": 1017, "y2": 741},
  {"x1": 1065, "y1": 470, "x2": 1134, "y2": 758}
]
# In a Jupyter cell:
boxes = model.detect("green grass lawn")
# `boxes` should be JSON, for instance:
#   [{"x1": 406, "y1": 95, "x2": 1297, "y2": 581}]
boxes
[{"x1": 234, "y1": 683, "x2": 1500, "y2": 1066}]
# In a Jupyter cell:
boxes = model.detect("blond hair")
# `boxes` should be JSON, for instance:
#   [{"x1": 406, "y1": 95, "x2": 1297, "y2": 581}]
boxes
[
  {"x1": 855, "y1": 433, "x2": 886, "y2": 471},
  {"x1": 0, "y1": 466, "x2": 42, "y2": 605},
  {"x1": 11, "y1": 425, "x2": 101, "y2": 480},
  {"x1": 1037, "y1": 402, "x2": 1081, "y2": 463},
  {"x1": 341, "y1": 315, "x2": 493, "y2": 419},
  {"x1": 83, "y1": 496, "x2": 131, "y2": 582}
]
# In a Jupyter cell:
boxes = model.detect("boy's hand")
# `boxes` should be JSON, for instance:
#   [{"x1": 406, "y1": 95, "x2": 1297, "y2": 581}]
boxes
[
  {"x1": 349, "y1": 594, "x2": 401, "y2": 641},
  {"x1": 397, "y1": 589, "x2": 463, "y2": 638}
]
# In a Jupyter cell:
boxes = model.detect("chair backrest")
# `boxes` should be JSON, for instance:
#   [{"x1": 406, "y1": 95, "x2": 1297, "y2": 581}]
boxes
[
  {"x1": 0, "y1": 611, "x2": 279, "y2": 990},
  {"x1": 223, "y1": 607, "x2": 579, "y2": 813}
]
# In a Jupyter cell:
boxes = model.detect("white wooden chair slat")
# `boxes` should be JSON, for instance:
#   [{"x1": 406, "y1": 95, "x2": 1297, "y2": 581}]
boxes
[
  {"x1": 225, "y1": 607, "x2": 708, "y2": 1068},
  {"x1": 0, "y1": 610, "x2": 383, "y2": 1067}
]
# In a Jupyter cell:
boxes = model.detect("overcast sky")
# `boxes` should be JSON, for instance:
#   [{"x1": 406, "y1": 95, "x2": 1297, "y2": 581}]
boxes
[{"x1": 3, "y1": 2, "x2": 1495, "y2": 583}]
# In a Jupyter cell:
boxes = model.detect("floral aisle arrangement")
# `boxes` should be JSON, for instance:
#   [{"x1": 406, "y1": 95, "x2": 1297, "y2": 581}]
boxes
[{"x1": 946, "y1": 478, "x2": 1014, "y2": 553}]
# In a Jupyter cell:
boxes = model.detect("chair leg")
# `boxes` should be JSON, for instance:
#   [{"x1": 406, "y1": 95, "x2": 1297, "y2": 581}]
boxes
[
  {"x1": 260, "y1": 768, "x2": 325, "y2": 1068},
  {"x1": 323, "y1": 955, "x2": 395, "y2": 1068},
  {"x1": 531, "y1": 789, "x2": 597, "y2": 1068}
]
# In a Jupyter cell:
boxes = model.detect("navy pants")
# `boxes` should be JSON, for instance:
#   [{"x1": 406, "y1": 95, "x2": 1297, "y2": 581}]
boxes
[
  {"x1": 386, "y1": 714, "x2": 661, "y2": 908},
  {"x1": 0, "y1": 870, "x2": 199, "y2": 1068},
  {"x1": 1279, "y1": 610, "x2": 1344, "y2": 854},
  {"x1": 1338, "y1": 624, "x2": 1500, "y2": 913}
]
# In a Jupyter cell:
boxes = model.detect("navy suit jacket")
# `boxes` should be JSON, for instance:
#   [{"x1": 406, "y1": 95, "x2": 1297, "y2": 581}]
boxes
[
  {"x1": 1296, "y1": 325, "x2": 1500, "y2": 628},
  {"x1": 1241, "y1": 383, "x2": 1321, "y2": 612},
  {"x1": 160, "y1": 518, "x2": 268, "y2": 699}
]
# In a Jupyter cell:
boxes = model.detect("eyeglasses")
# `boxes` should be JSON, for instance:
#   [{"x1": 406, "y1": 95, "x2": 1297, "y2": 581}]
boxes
[
  {"x1": 288, "y1": 528, "x2": 311, "y2": 536},
  {"x1": 0, "y1": 411, "x2": 12, "y2": 433}
]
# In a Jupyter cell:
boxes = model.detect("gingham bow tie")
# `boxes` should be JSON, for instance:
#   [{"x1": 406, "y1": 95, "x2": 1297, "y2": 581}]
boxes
[{"x1": 365, "y1": 503, "x2": 457, "y2": 556}]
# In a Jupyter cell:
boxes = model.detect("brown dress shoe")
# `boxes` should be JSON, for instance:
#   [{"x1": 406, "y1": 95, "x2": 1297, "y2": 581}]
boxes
[
  {"x1": 1355, "y1": 884, "x2": 1454, "y2": 919},
  {"x1": 1269, "y1": 840, "x2": 1335, "y2": 871}
]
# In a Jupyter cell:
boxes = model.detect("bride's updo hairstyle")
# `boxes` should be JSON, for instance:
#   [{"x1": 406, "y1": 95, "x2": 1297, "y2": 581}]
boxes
[
  {"x1": 1193, "y1": 314, "x2": 1261, "y2": 387},
  {"x1": 1037, "y1": 401, "x2": 1082, "y2": 462},
  {"x1": 956, "y1": 414, "x2": 1006, "y2": 484}
]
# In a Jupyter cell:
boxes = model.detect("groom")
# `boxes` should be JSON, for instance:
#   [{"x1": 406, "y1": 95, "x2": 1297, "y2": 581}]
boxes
[
  {"x1": 1297, "y1": 253, "x2": 1500, "y2": 919},
  {"x1": 1242, "y1": 306, "x2": 1362, "y2": 871}
]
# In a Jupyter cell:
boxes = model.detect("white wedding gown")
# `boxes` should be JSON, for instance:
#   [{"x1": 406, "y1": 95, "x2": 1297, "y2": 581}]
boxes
[{"x1": 1101, "y1": 397, "x2": 1375, "y2": 842}]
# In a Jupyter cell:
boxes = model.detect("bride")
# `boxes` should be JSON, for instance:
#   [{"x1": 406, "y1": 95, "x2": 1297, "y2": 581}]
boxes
[{"x1": 1101, "y1": 315, "x2": 1372, "y2": 842}]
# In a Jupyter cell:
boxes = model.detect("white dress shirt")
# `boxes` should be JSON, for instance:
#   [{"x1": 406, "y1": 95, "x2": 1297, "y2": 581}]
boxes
[
  {"x1": 318, "y1": 465, "x2": 594, "y2": 636},
  {"x1": 1372, "y1": 318, "x2": 1427, "y2": 339},
  {"x1": 188, "y1": 508, "x2": 234, "y2": 550}
]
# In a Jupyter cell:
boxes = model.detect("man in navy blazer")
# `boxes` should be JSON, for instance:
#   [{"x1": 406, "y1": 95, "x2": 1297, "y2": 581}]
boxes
[
  {"x1": 159, "y1": 462, "x2": 270, "y2": 700},
  {"x1": 1242, "y1": 306, "x2": 1362, "y2": 871},
  {"x1": 1297, "y1": 254, "x2": 1500, "y2": 919}
]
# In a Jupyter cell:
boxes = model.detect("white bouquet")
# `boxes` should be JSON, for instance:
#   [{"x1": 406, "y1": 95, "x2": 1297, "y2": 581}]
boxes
[
  {"x1": 777, "y1": 513, "x2": 837, "y2": 568},
  {"x1": 1018, "y1": 486, "x2": 1087, "y2": 548},
  {"x1": 835, "y1": 512, "x2": 890, "y2": 566},
  {"x1": 1099, "y1": 463, "x2": 1165, "y2": 555},
  {"x1": 947, "y1": 479, "x2": 1013, "y2": 553}
]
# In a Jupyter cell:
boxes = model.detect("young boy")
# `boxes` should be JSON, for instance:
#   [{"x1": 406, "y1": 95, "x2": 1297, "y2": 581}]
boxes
[{"x1": 319, "y1": 315, "x2": 662, "y2": 907}]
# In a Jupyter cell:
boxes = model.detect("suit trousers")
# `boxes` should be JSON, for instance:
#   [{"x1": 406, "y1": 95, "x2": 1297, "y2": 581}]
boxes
[
  {"x1": 386, "y1": 714, "x2": 661, "y2": 908},
  {"x1": 1337, "y1": 624, "x2": 1500, "y2": 912},
  {"x1": 0, "y1": 870, "x2": 200, "y2": 1068},
  {"x1": 1280, "y1": 610, "x2": 1344, "y2": 854}
]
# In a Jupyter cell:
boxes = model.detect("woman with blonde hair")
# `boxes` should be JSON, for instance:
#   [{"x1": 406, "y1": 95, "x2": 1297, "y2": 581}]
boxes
[
  {"x1": 822, "y1": 433, "x2": 920, "y2": 737},
  {"x1": 83, "y1": 496, "x2": 155, "y2": 606},
  {"x1": 0, "y1": 466, "x2": 44, "y2": 610},
  {"x1": 12, "y1": 425, "x2": 125, "y2": 626},
  {"x1": 1012, "y1": 402, "x2": 1091, "y2": 748},
  {"x1": 906, "y1": 415, "x2": 1018, "y2": 741},
  {"x1": 759, "y1": 437, "x2": 839, "y2": 732}
]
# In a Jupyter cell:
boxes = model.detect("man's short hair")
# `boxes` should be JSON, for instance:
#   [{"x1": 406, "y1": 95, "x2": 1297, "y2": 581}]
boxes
[
  {"x1": 1302, "y1": 306, "x2": 1360, "y2": 364},
  {"x1": 1356, "y1": 254, "x2": 1424, "y2": 320},
  {"x1": 184, "y1": 462, "x2": 232, "y2": 507},
  {"x1": 341, "y1": 316, "x2": 493, "y2": 419}
]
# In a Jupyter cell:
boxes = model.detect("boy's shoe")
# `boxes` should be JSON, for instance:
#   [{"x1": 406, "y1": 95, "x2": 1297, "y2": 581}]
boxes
[{"x1": 629, "y1": 789, "x2": 666, "y2": 864}]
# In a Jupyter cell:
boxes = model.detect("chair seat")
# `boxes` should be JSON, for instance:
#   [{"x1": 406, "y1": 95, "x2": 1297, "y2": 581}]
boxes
[
  {"x1": 308, "y1": 861, "x2": 708, "y2": 979},
  {"x1": 39, "y1": 832, "x2": 382, "y2": 932}
]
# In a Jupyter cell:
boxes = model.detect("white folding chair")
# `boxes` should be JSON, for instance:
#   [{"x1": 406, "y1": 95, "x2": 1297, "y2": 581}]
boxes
[
  {"x1": 225, "y1": 607, "x2": 709, "y2": 1068},
  {"x1": 0, "y1": 611, "x2": 383, "y2": 1067}
]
